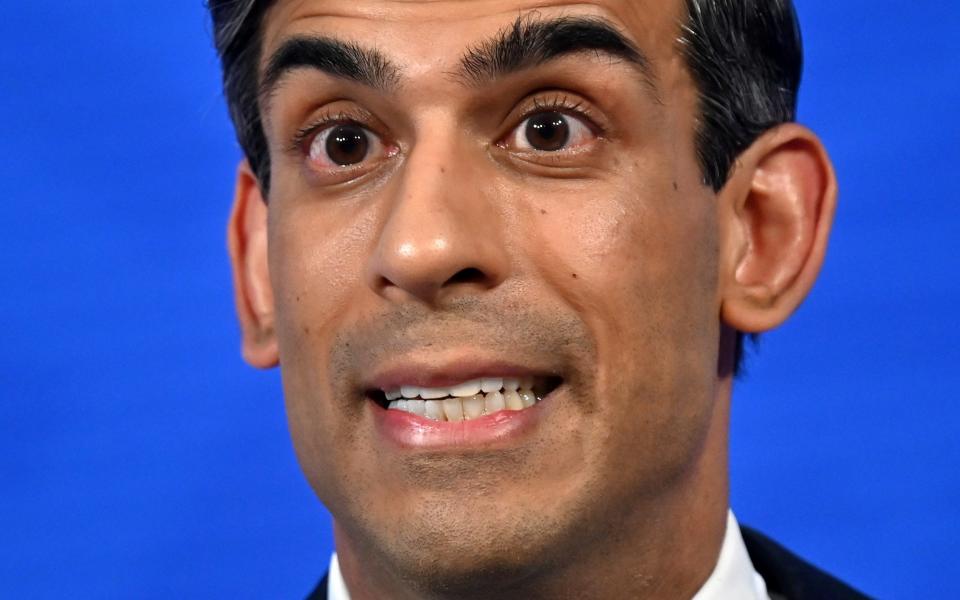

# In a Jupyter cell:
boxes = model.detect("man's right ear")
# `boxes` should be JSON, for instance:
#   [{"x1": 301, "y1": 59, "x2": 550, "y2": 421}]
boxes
[{"x1": 227, "y1": 160, "x2": 279, "y2": 368}]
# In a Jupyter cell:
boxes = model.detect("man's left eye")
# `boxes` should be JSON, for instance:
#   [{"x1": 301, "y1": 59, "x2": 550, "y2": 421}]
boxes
[{"x1": 505, "y1": 111, "x2": 596, "y2": 152}]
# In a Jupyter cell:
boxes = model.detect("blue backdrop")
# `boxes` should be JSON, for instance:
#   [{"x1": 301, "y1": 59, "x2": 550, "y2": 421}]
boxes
[{"x1": 2, "y1": 2, "x2": 957, "y2": 598}]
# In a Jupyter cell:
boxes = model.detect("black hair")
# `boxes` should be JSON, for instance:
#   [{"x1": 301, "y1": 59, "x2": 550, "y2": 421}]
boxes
[
  {"x1": 208, "y1": 0, "x2": 803, "y2": 374},
  {"x1": 208, "y1": 0, "x2": 274, "y2": 190}
]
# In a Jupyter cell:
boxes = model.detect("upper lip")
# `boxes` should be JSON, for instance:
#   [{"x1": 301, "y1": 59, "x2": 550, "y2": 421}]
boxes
[{"x1": 363, "y1": 356, "x2": 559, "y2": 392}]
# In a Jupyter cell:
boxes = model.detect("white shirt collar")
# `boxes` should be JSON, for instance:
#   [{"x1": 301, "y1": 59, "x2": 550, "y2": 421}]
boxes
[
  {"x1": 327, "y1": 548, "x2": 351, "y2": 600},
  {"x1": 692, "y1": 511, "x2": 769, "y2": 600},
  {"x1": 327, "y1": 510, "x2": 767, "y2": 600}
]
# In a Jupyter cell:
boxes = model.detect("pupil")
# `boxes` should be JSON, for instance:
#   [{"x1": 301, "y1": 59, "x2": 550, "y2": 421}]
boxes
[
  {"x1": 326, "y1": 125, "x2": 369, "y2": 166},
  {"x1": 525, "y1": 112, "x2": 569, "y2": 151}
]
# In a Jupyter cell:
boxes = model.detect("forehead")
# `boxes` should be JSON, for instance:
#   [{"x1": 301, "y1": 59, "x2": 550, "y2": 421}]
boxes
[{"x1": 260, "y1": 0, "x2": 687, "y2": 68}]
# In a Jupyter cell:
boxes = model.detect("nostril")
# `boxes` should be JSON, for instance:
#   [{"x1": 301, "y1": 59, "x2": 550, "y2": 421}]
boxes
[{"x1": 445, "y1": 267, "x2": 487, "y2": 286}]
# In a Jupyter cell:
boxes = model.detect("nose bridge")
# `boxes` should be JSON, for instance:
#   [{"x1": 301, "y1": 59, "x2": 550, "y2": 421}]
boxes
[{"x1": 367, "y1": 128, "x2": 508, "y2": 304}]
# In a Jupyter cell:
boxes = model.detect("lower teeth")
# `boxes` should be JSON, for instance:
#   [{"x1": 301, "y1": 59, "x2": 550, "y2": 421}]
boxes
[{"x1": 388, "y1": 389, "x2": 539, "y2": 421}]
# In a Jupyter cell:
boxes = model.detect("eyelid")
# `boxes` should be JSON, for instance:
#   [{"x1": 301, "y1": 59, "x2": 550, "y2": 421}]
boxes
[
  {"x1": 498, "y1": 92, "x2": 605, "y2": 154},
  {"x1": 308, "y1": 124, "x2": 385, "y2": 170},
  {"x1": 284, "y1": 105, "x2": 400, "y2": 186},
  {"x1": 287, "y1": 106, "x2": 379, "y2": 154},
  {"x1": 529, "y1": 94, "x2": 602, "y2": 129}
]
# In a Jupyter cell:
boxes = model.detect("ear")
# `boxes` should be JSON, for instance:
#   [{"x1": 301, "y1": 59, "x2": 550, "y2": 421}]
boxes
[
  {"x1": 719, "y1": 124, "x2": 838, "y2": 333},
  {"x1": 227, "y1": 160, "x2": 279, "y2": 368}
]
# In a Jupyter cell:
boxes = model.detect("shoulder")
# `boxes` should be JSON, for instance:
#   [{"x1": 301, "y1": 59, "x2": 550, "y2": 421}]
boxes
[
  {"x1": 740, "y1": 526, "x2": 872, "y2": 600},
  {"x1": 305, "y1": 573, "x2": 328, "y2": 600}
]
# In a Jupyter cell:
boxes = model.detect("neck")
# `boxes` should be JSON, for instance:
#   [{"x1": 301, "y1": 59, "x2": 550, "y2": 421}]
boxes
[{"x1": 336, "y1": 377, "x2": 733, "y2": 600}]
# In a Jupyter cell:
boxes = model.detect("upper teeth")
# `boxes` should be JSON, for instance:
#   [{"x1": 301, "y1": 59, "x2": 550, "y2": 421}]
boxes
[{"x1": 384, "y1": 376, "x2": 533, "y2": 401}]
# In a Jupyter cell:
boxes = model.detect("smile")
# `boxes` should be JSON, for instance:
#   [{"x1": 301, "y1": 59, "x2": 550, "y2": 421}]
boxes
[
  {"x1": 380, "y1": 376, "x2": 554, "y2": 422},
  {"x1": 364, "y1": 359, "x2": 564, "y2": 448}
]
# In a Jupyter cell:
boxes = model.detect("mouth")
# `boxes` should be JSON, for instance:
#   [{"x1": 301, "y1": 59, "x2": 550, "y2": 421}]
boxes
[{"x1": 366, "y1": 375, "x2": 563, "y2": 422}]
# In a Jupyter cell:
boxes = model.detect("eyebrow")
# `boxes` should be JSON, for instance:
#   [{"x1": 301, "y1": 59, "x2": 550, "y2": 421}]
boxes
[
  {"x1": 260, "y1": 36, "x2": 401, "y2": 100},
  {"x1": 458, "y1": 15, "x2": 655, "y2": 88},
  {"x1": 259, "y1": 14, "x2": 654, "y2": 101}
]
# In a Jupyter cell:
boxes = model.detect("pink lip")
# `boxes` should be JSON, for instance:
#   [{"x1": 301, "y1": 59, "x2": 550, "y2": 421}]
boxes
[
  {"x1": 364, "y1": 357, "x2": 554, "y2": 391},
  {"x1": 371, "y1": 399, "x2": 547, "y2": 450}
]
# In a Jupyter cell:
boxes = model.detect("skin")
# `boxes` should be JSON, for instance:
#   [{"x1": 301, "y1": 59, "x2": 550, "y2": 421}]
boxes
[{"x1": 227, "y1": 1, "x2": 838, "y2": 598}]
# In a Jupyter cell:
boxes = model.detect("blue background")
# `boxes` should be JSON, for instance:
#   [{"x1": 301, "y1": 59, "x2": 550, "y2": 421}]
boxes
[{"x1": 2, "y1": 2, "x2": 957, "y2": 597}]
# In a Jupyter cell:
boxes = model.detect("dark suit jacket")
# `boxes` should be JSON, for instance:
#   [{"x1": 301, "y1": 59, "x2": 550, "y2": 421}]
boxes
[{"x1": 306, "y1": 526, "x2": 871, "y2": 599}]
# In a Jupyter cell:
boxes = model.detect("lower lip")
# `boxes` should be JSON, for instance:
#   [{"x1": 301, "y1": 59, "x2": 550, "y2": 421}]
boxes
[{"x1": 371, "y1": 396, "x2": 549, "y2": 450}]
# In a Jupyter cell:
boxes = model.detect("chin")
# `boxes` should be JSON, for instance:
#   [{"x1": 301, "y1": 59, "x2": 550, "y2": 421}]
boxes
[{"x1": 356, "y1": 494, "x2": 582, "y2": 596}]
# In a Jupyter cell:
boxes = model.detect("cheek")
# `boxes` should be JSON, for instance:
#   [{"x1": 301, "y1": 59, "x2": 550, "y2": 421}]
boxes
[
  {"x1": 528, "y1": 174, "x2": 721, "y2": 493},
  {"x1": 532, "y1": 174, "x2": 719, "y2": 333},
  {"x1": 267, "y1": 189, "x2": 382, "y2": 359},
  {"x1": 528, "y1": 172, "x2": 720, "y2": 416},
  {"x1": 265, "y1": 194, "x2": 379, "y2": 488}
]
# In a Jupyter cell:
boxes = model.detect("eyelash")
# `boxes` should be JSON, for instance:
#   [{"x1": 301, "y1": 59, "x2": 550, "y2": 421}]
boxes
[
  {"x1": 509, "y1": 93, "x2": 604, "y2": 151},
  {"x1": 526, "y1": 94, "x2": 597, "y2": 128},
  {"x1": 288, "y1": 107, "x2": 376, "y2": 154},
  {"x1": 286, "y1": 93, "x2": 603, "y2": 157}
]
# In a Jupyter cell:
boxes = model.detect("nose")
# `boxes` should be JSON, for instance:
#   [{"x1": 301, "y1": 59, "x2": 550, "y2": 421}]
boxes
[{"x1": 366, "y1": 138, "x2": 510, "y2": 305}]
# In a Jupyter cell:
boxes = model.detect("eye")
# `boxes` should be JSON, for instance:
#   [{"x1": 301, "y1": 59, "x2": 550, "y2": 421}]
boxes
[
  {"x1": 306, "y1": 122, "x2": 386, "y2": 169},
  {"x1": 505, "y1": 110, "x2": 596, "y2": 153}
]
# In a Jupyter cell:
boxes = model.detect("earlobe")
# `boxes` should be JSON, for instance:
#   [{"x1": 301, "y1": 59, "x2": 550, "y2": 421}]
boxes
[
  {"x1": 720, "y1": 124, "x2": 838, "y2": 333},
  {"x1": 227, "y1": 161, "x2": 279, "y2": 368}
]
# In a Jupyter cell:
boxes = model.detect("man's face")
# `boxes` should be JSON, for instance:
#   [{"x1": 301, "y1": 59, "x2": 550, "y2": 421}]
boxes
[{"x1": 257, "y1": 0, "x2": 723, "y2": 587}]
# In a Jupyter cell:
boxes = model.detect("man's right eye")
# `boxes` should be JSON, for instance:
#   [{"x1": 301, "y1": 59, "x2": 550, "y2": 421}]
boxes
[{"x1": 307, "y1": 123, "x2": 386, "y2": 169}]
